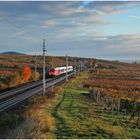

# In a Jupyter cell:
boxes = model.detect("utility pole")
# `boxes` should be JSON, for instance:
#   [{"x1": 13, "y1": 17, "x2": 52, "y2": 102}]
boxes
[
  {"x1": 66, "y1": 54, "x2": 68, "y2": 81},
  {"x1": 79, "y1": 59, "x2": 81, "y2": 73},
  {"x1": 34, "y1": 54, "x2": 37, "y2": 81},
  {"x1": 51, "y1": 57, "x2": 54, "y2": 92},
  {"x1": 83, "y1": 59, "x2": 85, "y2": 71},
  {"x1": 35, "y1": 54, "x2": 37, "y2": 72},
  {"x1": 81, "y1": 60, "x2": 84, "y2": 71},
  {"x1": 80, "y1": 59, "x2": 82, "y2": 72},
  {"x1": 43, "y1": 39, "x2": 46, "y2": 96},
  {"x1": 81, "y1": 60, "x2": 83, "y2": 71},
  {"x1": 75, "y1": 57, "x2": 76, "y2": 75},
  {"x1": 85, "y1": 59, "x2": 87, "y2": 70}
]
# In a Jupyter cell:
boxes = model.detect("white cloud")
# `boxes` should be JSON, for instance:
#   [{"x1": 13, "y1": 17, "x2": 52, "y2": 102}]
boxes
[
  {"x1": 103, "y1": 34, "x2": 140, "y2": 54},
  {"x1": 40, "y1": 2, "x2": 86, "y2": 17},
  {"x1": 42, "y1": 19, "x2": 58, "y2": 28}
]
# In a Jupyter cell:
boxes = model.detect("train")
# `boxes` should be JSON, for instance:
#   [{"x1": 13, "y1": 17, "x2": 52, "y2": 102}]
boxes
[{"x1": 48, "y1": 66, "x2": 73, "y2": 76}]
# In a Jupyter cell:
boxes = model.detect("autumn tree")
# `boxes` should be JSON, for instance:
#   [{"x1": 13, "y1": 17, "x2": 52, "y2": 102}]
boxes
[{"x1": 19, "y1": 65, "x2": 32, "y2": 82}]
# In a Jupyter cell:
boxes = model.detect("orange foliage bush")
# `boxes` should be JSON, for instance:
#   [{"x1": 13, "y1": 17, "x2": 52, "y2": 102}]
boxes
[{"x1": 19, "y1": 65, "x2": 32, "y2": 81}]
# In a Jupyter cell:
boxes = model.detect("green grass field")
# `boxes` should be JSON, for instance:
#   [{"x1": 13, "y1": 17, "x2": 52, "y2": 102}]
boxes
[{"x1": 50, "y1": 72, "x2": 140, "y2": 139}]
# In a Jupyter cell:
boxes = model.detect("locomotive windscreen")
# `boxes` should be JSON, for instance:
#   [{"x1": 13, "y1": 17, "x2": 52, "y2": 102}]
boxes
[{"x1": 49, "y1": 68, "x2": 55, "y2": 72}]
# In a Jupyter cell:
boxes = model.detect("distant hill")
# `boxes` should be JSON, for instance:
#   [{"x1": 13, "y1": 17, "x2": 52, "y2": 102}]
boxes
[{"x1": 0, "y1": 51, "x2": 26, "y2": 55}]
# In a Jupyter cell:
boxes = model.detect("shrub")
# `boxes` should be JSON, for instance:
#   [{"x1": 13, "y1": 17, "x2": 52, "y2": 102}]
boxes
[
  {"x1": 31, "y1": 71, "x2": 40, "y2": 81},
  {"x1": 7, "y1": 73, "x2": 23, "y2": 88},
  {"x1": 19, "y1": 65, "x2": 32, "y2": 82},
  {"x1": 0, "y1": 82, "x2": 7, "y2": 90}
]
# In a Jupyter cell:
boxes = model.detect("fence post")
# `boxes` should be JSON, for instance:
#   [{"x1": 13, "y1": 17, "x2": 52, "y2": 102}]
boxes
[
  {"x1": 118, "y1": 98, "x2": 121, "y2": 115},
  {"x1": 93, "y1": 87, "x2": 96, "y2": 100},
  {"x1": 98, "y1": 91, "x2": 100, "y2": 103},
  {"x1": 124, "y1": 108, "x2": 127, "y2": 115},
  {"x1": 89, "y1": 87, "x2": 92, "y2": 99},
  {"x1": 111, "y1": 97, "x2": 114, "y2": 114},
  {"x1": 96, "y1": 90, "x2": 99, "y2": 103}
]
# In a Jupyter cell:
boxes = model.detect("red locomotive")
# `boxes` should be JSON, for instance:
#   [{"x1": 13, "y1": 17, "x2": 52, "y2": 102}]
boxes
[{"x1": 48, "y1": 66, "x2": 73, "y2": 76}]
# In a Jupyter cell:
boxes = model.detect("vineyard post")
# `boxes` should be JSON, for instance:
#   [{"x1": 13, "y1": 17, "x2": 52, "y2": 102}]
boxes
[
  {"x1": 124, "y1": 108, "x2": 127, "y2": 115},
  {"x1": 111, "y1": 97, "x2": 114, "y2": 114},
  {"x1": 93, "y1": 87, "x2": 96, "y2": 100},
  {"x1": 136, "y1": 103, "x2": 140, "y2": 127},
  {"x1": 96, "y1": 89, "x2": 99, "y2": 102},
  {"x1": 118, "y1": 98, "x2": 121, "y2": 115},
  {"x1": 107, "y1": 97, "x2": 110, "y2": 111},
  {"x1": 103, "y1": 95, "x2": 106, "y2": 107},
  {"x1": 124, "y1": 99, "x2": 127, "y2": 115},
  {"x1": 105, "y1": 97, "x2": 108, "y2": 109},
  {"x1": 98, "y1": 90, "x2": 100, "y2": 103},
  {"x1": 89, "y1": 87, "x2": 92, "y2": 98},
  {"x1": 96, "y1": 90, "x2": 99, "y2": 114}
]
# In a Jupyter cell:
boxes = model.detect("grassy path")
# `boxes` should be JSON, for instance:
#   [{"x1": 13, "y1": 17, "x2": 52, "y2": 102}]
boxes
[
  {"x1": 51, "y1": 72, "x2": 140, "y2": 139},
  {"x1": 52, "y1": 93, "x2": 74, "y2": 138}
]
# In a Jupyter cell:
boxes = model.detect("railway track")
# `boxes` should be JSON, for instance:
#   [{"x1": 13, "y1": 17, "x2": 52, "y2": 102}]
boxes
[{"x1": 0, "y1": 72, "x2": 75, "y2": 112}]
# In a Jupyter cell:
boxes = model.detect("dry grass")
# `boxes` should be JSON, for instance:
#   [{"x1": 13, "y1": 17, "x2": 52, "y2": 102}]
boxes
[{"x1": 6, "y1": 86, "x2": 64, "y2": 139}]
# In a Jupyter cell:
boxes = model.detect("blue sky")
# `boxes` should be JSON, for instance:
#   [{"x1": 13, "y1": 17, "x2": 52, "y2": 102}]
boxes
[{"x1": 0, "y1": 1, "x2": 140, "y2": 60}]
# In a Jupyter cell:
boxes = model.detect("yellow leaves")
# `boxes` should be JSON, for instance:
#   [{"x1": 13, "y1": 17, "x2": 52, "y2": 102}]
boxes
[{"x1": 31, "y1": 71, "x2": 40, "y2": 81}]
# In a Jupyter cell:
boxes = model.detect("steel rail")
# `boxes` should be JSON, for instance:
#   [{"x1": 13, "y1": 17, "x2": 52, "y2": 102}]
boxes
[
  {"x1": 0, "y1": 72, "x2": 75, "y2": 112},
  {"x1": 0, "y1": 73, "x2": 67, "y2": 101}
]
